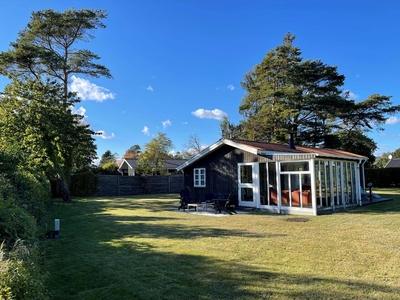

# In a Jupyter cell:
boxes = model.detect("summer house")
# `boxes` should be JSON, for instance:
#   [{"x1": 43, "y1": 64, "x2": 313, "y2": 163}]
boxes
[{"x1": 177, "y1": 138, "x2": 368, "y2": 216}]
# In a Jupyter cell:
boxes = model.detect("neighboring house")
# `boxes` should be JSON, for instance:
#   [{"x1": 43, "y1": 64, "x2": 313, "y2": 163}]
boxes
[
  {"x1": 118, "y1": 158, "x2": 187, "y2": 176},
  {"x1": 385, "y1": 158, "x2": 400, "y2": 168},
  {"x1": 177, "y1": 138, "x2": 369, "y2": 216}
]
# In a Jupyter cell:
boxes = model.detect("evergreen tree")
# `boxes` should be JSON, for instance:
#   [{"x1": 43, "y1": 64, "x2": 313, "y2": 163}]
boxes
[
  {"x1": 239, "y1": 33, "x2": 346, "y2": 145},
  {"x1": 99, "y1": 150, "x2": 117, "y2": 168},
  {"x1": 0, "y1": 8, "x2": 112, "y2": 100}
]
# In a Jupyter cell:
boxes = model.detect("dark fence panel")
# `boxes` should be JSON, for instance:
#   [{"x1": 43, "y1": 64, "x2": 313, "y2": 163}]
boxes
[{"x1": 93, "y1": 174, "x2": 184, "y2": 197}]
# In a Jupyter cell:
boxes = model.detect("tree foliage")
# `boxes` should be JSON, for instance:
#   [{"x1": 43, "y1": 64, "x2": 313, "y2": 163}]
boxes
[
  {"x1": 0, "y1": 79, "x2": 97, "y2": 201},
  {"x1": 0, "y1": 8, "x2": 112, "y2": 201},
  {"x1": 0, "y1": 147, "x2": 50, "y2": 299},
  {"x1": 230, "y1": 32, "x2": 400, "y2": 161},
  {"x1": 123, "y1": 144, "x2": 141, "y2": 158},
  {"x1": 374, "y1": 147, "x2": 400, "y2": 168},
  {"x1": 137, "y1": 133, "x2": 173, "y2": 175},
  {"x1": 0, "y1": 8, "x2": 112, "y2": 99},
  {"x1": 238, "y1": 33, "x2": 346, "y2": 145},
  {"x1": 99, "y1": 150, "x2": 117, "y2": 167}
]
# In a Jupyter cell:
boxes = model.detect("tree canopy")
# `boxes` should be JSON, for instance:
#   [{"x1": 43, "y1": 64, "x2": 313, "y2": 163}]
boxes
[
  {"x1": 0, "y1": 8, "x2": 112, "y2": 99},
  {"x1": 0, "y1": 8, "x2": 112, "y2": 201},
  {"x1": 99, "y1": 150, "x2": 118, "y2": 167},
  {"x1": 137, "y1": 133, "x2": 174, "y2": 175},
  {"x1": 226, "y1": 33, "x2": 400, "y2": 162},
  {"x1": 0, "y1": 79, "x2": 97, "y2": 201},
  {"x1": 123, "y1": 144, "x2": 141, "y2": 159}
]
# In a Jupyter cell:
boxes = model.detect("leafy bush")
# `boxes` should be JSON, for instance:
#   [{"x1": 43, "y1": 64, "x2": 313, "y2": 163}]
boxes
[
  {"x1": 0, "y1": 149, "x2": 51, "y2": 221},
  {"x1": 9, "y1": 170, "x2": 51, "y2": 221},
  {"x1": 0, "y1": 240, "x2": 48, "y2": 300},
  {"x1": 365, "y1": 168, "x2": 400, "y2": 187},
  {"x1": 70, "y1": 171, "x2": 98, "y2": 196},
  {"x1": 0, "y1": 148, "x2": 51, "y2": 298},
  {"x1": 0, "y1": 203, "x2": 37, "y2": 245}
]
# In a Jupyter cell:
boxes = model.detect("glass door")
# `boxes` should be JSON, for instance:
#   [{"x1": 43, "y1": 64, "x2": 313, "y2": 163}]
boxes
[{"x1": 238, "y1": 163, "x2": 258, "y2": 207}]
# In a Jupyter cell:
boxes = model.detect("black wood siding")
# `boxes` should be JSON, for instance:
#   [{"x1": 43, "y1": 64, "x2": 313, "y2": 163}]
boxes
[{"x1": 183, "y1": 145, "x2": 269, "y2": 203}]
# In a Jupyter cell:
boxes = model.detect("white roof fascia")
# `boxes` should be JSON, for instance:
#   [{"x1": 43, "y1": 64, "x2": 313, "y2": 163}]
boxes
[
  {"x1": 177, "y1": 139, "x2": 225, "y2": 171},
  {"x1": 126, "y1": 160, "x2": 134, "y2": 169},
  {"x1": 258, "y1": 150, "x2": 366, "y2": 161},
  {"x1": 224, "y1": 139, "x2": 259, "y2": 155},
  {"x1": 314, "y1": 153, "x2": 367, "y2": 161},
  {"x1": 177, "y1": 138, "x2": 259, "y2": 171},
  {"x1": 118, "y1": 159, "x2": 133, "y2": 171}
]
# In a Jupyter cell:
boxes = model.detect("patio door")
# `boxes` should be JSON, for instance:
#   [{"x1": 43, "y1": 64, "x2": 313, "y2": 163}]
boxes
[{"x1": 238, "y1": 163, "x2": 258, "y2": 207}]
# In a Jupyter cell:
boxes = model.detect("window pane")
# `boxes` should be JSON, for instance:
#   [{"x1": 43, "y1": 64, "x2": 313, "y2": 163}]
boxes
[
  {"x1": 268, "y1": 163, "x2": 277, "y2": 206},
  {"x1": 240, "y1": 165, "x2": 253, "y2": 183},
  {"x1": 281, "y1": 161, "x2": 310, "y2": 172},
  {"x1": 240, "y1": 187, "x2": 253, "y2": 202}
]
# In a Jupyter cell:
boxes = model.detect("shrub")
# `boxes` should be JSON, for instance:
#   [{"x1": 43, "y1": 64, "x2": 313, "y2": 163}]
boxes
[
  {"x1": 9, "y1": 170, "x2": 51, "y2": 221},
  {"x1": 0, "y1": 240, "x2": 48, "y2": 300},
  {"x1": 0, "y1": 148, "x2": 50, "y2": 299},
  {"x1": 70, "y1": 171, "x2": 98, "y2": 196},
  {"x1": 365, "y1": 168, "x2": 400, "y2": 187},
  {"x1": 0, "y1": 204, "x2": 37, "y2": 245}
]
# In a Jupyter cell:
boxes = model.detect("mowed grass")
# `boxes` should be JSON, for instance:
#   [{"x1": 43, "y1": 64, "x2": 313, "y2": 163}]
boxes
[{"x1": 43, "y1": 189, "x2": 400, "y2": 300}]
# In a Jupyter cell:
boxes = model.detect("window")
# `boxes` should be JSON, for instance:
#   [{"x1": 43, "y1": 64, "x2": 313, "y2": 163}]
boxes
[{"x1": 194, "y1": 168, "x2": 206, "y2": 187}]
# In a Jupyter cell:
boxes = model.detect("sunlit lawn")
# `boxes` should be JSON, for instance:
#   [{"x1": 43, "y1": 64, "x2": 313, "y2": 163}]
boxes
[{"x1": 44, "y1": 188, "x2": 400, "y2": 299}]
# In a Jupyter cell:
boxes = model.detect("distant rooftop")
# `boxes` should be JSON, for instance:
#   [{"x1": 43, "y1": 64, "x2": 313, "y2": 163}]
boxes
[{"x1": 385, "y1": 158, "x2": 400, "y2": 168}]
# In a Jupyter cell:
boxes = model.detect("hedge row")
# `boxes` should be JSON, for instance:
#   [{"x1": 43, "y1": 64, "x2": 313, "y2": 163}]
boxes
[
  {"x1": 365, "y1": 168, "x2": 400, "y2": 187},
  {"x1": 0, "y1": 149, "x2": 51, "y2": 299}
]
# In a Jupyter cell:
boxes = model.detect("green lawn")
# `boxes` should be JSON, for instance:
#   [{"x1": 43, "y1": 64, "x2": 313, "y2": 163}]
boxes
[{"x1": 43, "y1": 189, "x2": 400, "y2": 299}]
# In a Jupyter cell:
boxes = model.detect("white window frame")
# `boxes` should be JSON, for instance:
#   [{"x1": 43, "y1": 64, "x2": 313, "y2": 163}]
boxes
[{"x1": 194, "y1": 168, "x2": 206, "y2": 187}]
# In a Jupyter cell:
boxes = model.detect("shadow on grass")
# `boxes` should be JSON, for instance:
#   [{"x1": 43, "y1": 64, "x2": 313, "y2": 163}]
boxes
[{"x1": 44, "y1": 195, "x2": 400, "y2": 299}]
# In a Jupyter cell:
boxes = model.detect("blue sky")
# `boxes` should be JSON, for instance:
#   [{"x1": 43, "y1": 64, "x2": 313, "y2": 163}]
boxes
[{"x1": 1, "y1": 0, "x2": 399, "y2": 160}]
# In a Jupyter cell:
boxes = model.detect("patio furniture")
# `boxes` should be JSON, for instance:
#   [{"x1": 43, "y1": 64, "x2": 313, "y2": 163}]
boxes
[
  {"x1": 179, "y1": 189, "x2": 198, "y2": 212},
  {"x1": 214, "y1": 192, "x2": 237, "y2": 215},
  {"x1": 291, "y1": 190, "x2": 312, "y2": 207},
  {"x1": 202, "y1": 192, "x2": 216, "y2": 211}
]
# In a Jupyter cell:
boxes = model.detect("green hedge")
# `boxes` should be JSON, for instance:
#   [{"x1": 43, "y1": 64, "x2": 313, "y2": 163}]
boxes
[
  {"x1": 0, "y1": 149, "x2": 50, "y2": 299},
  {"x1": 365, "y1": 168, "x2": 400, "y2": 187},
  {"x1": 70, "y1": 171, "x2": 98, "y2": 197}
]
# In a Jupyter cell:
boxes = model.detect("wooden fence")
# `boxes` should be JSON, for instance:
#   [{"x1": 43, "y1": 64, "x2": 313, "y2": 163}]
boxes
[{"x1": 93, "y1": 174, "x2": 184, "y2": 197}]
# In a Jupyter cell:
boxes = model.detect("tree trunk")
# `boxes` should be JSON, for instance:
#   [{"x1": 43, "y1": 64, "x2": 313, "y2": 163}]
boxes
[
  {"x1": 60, "y1": 180, "x2": 72, "y2": 202},
  {"x1": 54, "y1": 163, "x2": 72, "y2": 202}
]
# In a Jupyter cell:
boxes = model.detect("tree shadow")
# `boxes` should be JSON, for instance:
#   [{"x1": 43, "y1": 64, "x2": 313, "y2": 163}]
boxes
[{"x1": 44, "y1": 196, "x2": 400, "y2": 299}]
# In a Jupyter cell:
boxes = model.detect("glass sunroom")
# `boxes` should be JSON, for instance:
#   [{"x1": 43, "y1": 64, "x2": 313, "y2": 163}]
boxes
[
  {"x1": 178, "y1": 138, "x2": 368, "y2": 217},
  {"x1": 242, "y1": 157, "x2": 365, "y2": 216}
]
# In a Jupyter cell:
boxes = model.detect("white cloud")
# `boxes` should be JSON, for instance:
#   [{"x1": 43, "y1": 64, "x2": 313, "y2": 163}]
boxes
[
  {"x1": 227, "y1": 84, "x2": 235, "y2": 91},
  {"x1": 192, "y1": 108, "x2": 228, "y2": 120},
  {"x1": 70, "y1": 76, "x2": 116, "y2": 102},
  {"x1": 343, "y1": 89, "x2": 358, "y2": 100},
  {"x1": 386, "y1": 116, "x2": 400, "y2": 125},
  {"x1": 142, "y1": 126, "x2": 150, "y2": 136},
  {"x1": 162, "y1": 119, "x2": 171, "y2": 128},
  {"x1": 96, "y1": 130, "x2": 114, "y2": 139},
  {"x1": 147, "y1": 85, "x2": 154, "y2": 92},
  {"x1": 71, "y1": 105, "x2": 87, "y2": 117}
]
